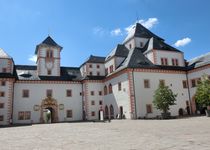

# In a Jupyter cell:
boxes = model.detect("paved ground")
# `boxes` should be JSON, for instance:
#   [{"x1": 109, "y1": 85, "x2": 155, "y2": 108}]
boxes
[{"x1": 0, "y1": 117, "x2": 210, "y2": 150}]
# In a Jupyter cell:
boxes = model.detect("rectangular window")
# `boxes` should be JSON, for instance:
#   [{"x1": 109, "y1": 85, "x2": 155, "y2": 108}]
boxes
[
  {"x1": 47, "y1": 70, "x2": 52, "y2": 75},
  {"x1": 1, "y1": 81, "x2": 6, "y2": 86},
  {"x1": 46, "y1": 89, "x2": 52, "y2": 97},
  {"x1": 146, "y1": 104, "x2": 152, "y2": 113},
  {"x1": 0, "y1": 103, "x2": 4, "y2": 108},
  {"x1": 140, "y1": 42, "x2": 143, "y2": 47},
  {"x1": 25, "y1": 111, "x2": 31, "y2": 120},
  {"x1": 18, "y1": 112, "x2": 24, "y2": 120},
  {"x1": 129, "y1": 44, "x2": 132, "y2": 49},
  {"x1": 99, "y1": 100, "x2": 103, "y2": 105},
  {"x1": 89, "y1": 64, "x2": 92, "y2": 68},
  {"x1": 91, "y1": 100, "x2": 95, "y2": 105},
  {"x1": 90, "y1": 91, "x2": 94, "y2": 96},
  {"x1": 89, "y1": 72, "x2": 93, "y2": 76},
  {"x1": 110, "y1": 65, "x2": 113, "y2": 73},
  {"x1": 159, "y1": 80, "x2": 165, "y2": 86},
  {"x1": 0, "y1": 91, "x2": 5, "y2": 97},
  {"x1": 191, "y1": 79, "x2": 196, "y2": 88},
  {"x1": 91, "y1": 111, "x2": 95, "y2": 116},
  {"x1": 97, "y1": 64, "x2": 100, "y2": 69},
  {"x1": 97, "y1": 72, "x2": 100, "y2": 76},
  {"x1": 172, "y1": 59, "x2": 175, "y2": 66},
  {"x1": 99, "y1": 91, "x2": 102, "y2": 96},
  {"x1": 175, "y1": 59, "x2": 179, "y2": 66},
  {"x1": 118, "y1": 82, "x2": 122, "y2": 91},
  {"x1": 22, "y1": 90, "x2": 29, "y2": 98},
  {"x1": 161, "y1": 58, "x2": 168, "y2": 65},
  {"x1": 144, "y1": 80, "x2": 150, "y2": 88},
  {"x1": 66, "y1": 110, "x2": 73, "y2": 118},
  {"x1": 0, "y1": 115, "x2": 3, "y2": 121},
  {"x1": 105, "y1": 68, "x2": 108, "y2": 75},
  {"x1": 66, "y1": 89, "x2": 72, "y2": 97},
  {"x1": 2, "y1": 68, "x2": 7, "y2": 73},
  {"x1": 182, "y1": 80, "x2": 188, "y2": 88}
]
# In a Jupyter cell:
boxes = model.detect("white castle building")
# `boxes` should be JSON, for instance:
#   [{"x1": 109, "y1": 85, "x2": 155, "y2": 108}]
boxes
[{"x1": 0, "y1": 23, "x2": 210, "y2": 125}]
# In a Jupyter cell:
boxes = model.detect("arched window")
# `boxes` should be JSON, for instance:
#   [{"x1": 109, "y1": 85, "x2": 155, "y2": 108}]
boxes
[
  {"x1": 104, "y1": 85, "x2": 107, "y2": 95},
  {"x1": 110, "y1": 105, "x2": 114, "y2": 119},
  {"x1": 105, "y1": 105, "x2": 109, "y2": 119},
  {"x1": 108, "y1": 84, "x2": 112, "y2": 94}
]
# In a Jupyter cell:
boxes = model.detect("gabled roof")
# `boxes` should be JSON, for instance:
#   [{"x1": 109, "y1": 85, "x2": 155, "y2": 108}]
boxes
[
  {"x1": 188, "y1": 52, "x2": 210, "y2": 69},
  {"x1": 0, "y1": 48, "x2": 12, "y2": 59},
  {"x1": 35, "y1": 36, "x2": 63, "y2": 54},
  {"x1": 106, "y1": 44, "x2": 129, "y2": 61},
  {"x1": 80, "y1": 55, "x2": 105, "y2": 67},
  {"x1": 123, "y1": 23, "x2": 164, "y2": 44},
  {"x1": 15, "y1": 65, "x2": 82, "y2": 81}
]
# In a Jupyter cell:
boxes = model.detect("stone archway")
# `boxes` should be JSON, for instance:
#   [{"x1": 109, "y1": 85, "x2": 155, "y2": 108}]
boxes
[{"x1": 40, "y1": 97, "x2": 59, "y2": 123}]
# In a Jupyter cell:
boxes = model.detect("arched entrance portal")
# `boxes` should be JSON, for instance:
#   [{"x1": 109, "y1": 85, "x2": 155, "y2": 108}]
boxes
[{"x1": 40, "y1": 97, "x2": 59, "y2": 123}]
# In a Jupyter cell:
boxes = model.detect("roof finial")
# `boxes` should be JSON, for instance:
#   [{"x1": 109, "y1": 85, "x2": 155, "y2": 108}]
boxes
[
  {"x1": 48, "y1": 27, "x2": 51, "y2": 36},
  {"x1": 136, "y1": 12, "x2": 139, "y2": 23}
]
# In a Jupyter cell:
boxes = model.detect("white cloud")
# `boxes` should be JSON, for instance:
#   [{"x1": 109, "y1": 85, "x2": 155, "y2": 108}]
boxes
[
  {"x1": 125, "y1": 17, "x2": 158, "y2": 34},
  {"x1": 28, "y1": 55, "x2": 37, "y2": 63},
  {"x1": 139, "y1": 18, "x2": 158, "y2": 29},
  {"x1": 110, "y1": 28, "x2": 122, "y2": 36},
  {"x1": 174, "y1": 37, "x2": 191, "y2": 47},
  {"x1": 93, "y1": 26, "x2": 106, "y2": 36}
]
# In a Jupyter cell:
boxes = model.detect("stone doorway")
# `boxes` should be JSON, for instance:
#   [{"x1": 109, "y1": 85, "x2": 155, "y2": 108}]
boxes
[{"x1": 40, "y1": 97, "x2": 59, "y2": 123}]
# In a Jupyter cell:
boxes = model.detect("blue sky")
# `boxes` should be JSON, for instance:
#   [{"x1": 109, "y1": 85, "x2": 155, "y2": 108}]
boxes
[{"x1": 0, "y1": 0, "x2": 210, "y2": 67}]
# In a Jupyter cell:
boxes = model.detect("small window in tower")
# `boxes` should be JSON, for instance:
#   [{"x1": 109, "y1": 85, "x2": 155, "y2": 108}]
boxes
[
  {"x1": 0, "y1": 91, "x2": 5, "y2": 97},
  {"x1": 97, "y1": 64, "x2": 100, "y2": 69},
  {"x1": 47, "y1": 70, "x2": 52, "y2": 75}
]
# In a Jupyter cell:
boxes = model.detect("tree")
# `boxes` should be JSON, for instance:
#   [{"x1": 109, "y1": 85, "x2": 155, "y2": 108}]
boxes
[
  {"x1": 195, "y1": 74, "x2": 210, "y2": 108},
  {"x1": 153, "y1": 83, "x2": 177, "y2": 116}
]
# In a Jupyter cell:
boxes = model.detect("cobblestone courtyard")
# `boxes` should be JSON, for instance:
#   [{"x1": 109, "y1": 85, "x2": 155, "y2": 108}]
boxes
[{"x1": 0, "y1": 117, "x2": 210, "y2": 150}]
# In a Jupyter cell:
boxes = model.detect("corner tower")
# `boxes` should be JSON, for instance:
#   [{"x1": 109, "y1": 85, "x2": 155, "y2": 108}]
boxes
[{"x1": 35, "y1": 36, "x2": 63, "y2": 76}]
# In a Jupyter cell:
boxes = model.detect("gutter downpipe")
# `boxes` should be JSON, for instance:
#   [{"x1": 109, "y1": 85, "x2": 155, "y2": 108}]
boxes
[{"x1": 131, "y1": 68, "x2": 137, "y2": 119}]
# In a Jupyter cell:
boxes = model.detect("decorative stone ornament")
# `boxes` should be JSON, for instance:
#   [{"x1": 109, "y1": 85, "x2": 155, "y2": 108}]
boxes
[
  {"x1": 33, "y1": 105, "x2": 40, "y2": 111},
  {"x1": 59, "y1": 104, "x2": 64, "y2": 110}
]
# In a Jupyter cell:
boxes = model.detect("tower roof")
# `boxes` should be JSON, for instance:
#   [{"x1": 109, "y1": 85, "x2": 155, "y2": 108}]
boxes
[
  {"x1": 35, "y1": 36, "x2": 63, "y2": 54},
  {"x1": 0, "y1": 48, "x2": 12, "y2": 59},
  {"x1": 123, "y1": 23, "x2": 164, "y2": 43}
]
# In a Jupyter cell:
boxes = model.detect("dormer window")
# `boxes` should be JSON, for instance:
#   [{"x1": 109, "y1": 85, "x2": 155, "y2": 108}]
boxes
[
  {"x1": 140, "y1": 42, "x2": 143, "y2": 47},
  {"x1": 129, "y1": 44, "x2": 132, "y2": 49}
]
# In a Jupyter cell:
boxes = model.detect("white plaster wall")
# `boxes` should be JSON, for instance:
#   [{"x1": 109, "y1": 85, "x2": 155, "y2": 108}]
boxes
[
  {"x1": 13, "y1": 82, "x2": 83, "y2": 124},
  {"x1": 104, "y1": 73, "x2": 131, "y2": 119},
  {"x1": 105, "y1": 58, "x2": 115, "y2": 74},
  {"x1": 156, "y1": 51, "x2": 184, "y2": 66},
  {"x1": 80, "y1": 65, "x2": 86, "y2": 77},
  {"x1": 37, "y1": 47, "x2": 60, "y2": 76},
  {"x1": 145, "y1": 51, "x2": 154, "y2": 63},
  {"x1": 86, "y1": 63, "x2": 105, "y2": 76},
  {"x1": 134, "y1": 37, "x2": 149, "y2": 48},
  {"x1": 115, "y1": 57, "x2": 125, "y2": 68},
  {"x1": 0, "y1": 59, "x2": 12, "y2": 73},
  {"x1": 133, "y1": 71, "x2": 189, "y2": 118},
  {"x1": 85, "y1": 82, "x2": 104, "y2": 120},
  {"x1": 187, "y1": 68, "x2": 210, "y2": 99},
  {"x1": 125, "y1": 39, "x2": 135, "y2": 50}
]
